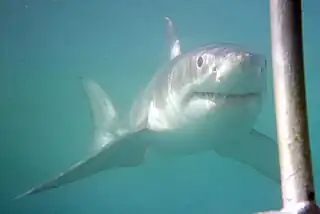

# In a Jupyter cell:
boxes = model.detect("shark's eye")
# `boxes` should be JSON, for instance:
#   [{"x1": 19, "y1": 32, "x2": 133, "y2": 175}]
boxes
[{"x1": 197, "y1": 56, "x2": 204, "y2": 68}]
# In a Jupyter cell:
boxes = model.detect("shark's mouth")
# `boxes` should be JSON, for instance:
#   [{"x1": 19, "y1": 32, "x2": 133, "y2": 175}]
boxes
[{"x1": 193, "y1": 92, "x2": 260, "y2": 99}]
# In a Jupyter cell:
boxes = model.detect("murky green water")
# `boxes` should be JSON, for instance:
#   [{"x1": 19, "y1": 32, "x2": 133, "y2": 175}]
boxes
[{"x1": 1, "y1": 0, "x2": 319, "y2": 213}]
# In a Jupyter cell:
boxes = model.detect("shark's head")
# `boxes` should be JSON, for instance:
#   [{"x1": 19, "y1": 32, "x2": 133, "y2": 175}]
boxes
[
  {"x1": 131, "y1": 44, "x2": 267, "y2": 133},
  {"x1": 184, "y1": 44, "x2": 267, "y2": 97},
  {"x1": 166, "y1": 44, "x2": 267, "y2": 131}
]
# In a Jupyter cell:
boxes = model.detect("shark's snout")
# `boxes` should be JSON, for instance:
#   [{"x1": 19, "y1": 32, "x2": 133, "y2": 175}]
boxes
[
  {"x1": 203, "y1": 51, "x2": 267, "y2": 96},
  {"x1": 236, "y1": 53, "x2": 267, "y2": 93}
]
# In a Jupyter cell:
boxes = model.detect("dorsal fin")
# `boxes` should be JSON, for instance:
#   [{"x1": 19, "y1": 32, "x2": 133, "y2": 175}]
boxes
[
  {"x1": 165, "y1": 16, "x2": 181, "y2": 60},
  {"x1": 81, "y1": 77, "x2": 119, "y2": 153}
]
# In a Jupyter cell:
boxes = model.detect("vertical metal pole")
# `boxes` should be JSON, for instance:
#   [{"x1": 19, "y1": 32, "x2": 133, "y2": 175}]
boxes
[{"x1": 270, "y1": 0, "x2": 316, "y2": 210}]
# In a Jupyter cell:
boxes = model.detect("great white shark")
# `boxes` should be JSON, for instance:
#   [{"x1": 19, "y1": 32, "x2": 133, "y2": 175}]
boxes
[{"x1": 15, "y1": 17, "x2": 279, "y2": 199}]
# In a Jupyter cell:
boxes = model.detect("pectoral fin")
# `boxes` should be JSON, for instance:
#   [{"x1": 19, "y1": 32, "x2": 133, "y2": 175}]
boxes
[
  {"x1": 215, "y1": 129, "x2": 280, "y2": 182},
  {"x1": 14, "y1": 130, "x2": 150, "y2": 200}
]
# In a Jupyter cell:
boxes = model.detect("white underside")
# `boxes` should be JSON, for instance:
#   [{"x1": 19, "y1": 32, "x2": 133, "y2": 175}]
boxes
[
  {"x1": 145, "y1": 92, "x2": 262, "y2": 155},
  {"x1": 82, "y1": 77, "x2": 263, "y2": 156}
]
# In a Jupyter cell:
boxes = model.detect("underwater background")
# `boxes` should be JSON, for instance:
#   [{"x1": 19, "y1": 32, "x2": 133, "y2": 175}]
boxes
[{"x1": 1, "y1": 0, "x2": 319, "y2": 213}]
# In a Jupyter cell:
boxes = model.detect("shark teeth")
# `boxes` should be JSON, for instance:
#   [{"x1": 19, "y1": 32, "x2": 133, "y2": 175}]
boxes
[{"x1": 193, "y1": 92, "x2": 259, "y2": 99}]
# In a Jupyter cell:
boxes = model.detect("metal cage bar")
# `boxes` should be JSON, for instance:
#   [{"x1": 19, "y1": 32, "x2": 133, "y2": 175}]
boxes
[{"x1": 268, "y1": 0, "x2": 319, "y2": 213}]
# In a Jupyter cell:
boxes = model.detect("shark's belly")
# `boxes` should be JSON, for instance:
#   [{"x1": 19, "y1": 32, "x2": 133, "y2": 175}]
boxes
[
  {"x1": 147, "y1": 122, "x2": 250, "y2": 156},
  {"x1": 145, "y1": 96, "x2": 260, "y2": 155}
]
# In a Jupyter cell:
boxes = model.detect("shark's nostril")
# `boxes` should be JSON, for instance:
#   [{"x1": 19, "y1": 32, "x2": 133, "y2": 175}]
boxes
[{"x1": 212, "y1": 66, "x2": 218, "y2": 72}]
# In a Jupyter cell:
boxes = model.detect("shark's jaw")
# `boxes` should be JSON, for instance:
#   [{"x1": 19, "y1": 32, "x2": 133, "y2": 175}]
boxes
[
  {"x1": 147, "y1": 89, "x2": 264, "y2": 154},
  {"x1": 181, "y1": 90, "x2": 263, "y2": 130},
  {"x1": 193, "y1": 92, "x2": 260, "y2": 99}
]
